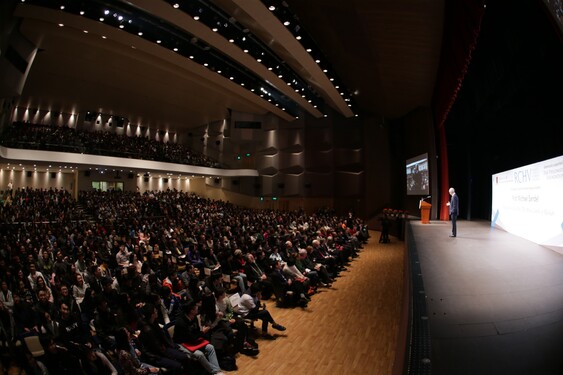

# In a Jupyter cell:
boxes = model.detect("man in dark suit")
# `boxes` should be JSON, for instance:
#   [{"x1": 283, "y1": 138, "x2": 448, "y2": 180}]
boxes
[{"x1": 447, "y1": 187, "x2": 459, "y2": 237}]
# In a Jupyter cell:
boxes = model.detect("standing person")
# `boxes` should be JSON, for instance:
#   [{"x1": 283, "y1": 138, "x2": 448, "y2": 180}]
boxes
[{"x1": 447, "y1": 187, "x2": 459, "y2": 237}]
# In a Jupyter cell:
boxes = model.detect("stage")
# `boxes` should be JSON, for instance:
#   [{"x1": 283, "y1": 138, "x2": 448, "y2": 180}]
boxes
[{"x1": 408, "y1": 220, "x2": 563, "y2": 375}]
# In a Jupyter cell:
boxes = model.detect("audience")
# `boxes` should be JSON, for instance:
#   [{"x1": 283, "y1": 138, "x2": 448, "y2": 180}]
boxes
[
  {"x1": 1, "y1": 122, "x2": 220, "y2": 168},
  {"x1": 0, "y1": 187, "x2": 369, "y2": 373}
]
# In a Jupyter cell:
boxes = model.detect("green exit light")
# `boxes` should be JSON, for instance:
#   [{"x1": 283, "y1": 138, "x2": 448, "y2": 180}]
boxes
[
  {"x1": 245, "y1": 153, "x2": 251, "y2": 157},
  {"x1": 272, "y1": 197, "x2": 277, "y2": 201}
]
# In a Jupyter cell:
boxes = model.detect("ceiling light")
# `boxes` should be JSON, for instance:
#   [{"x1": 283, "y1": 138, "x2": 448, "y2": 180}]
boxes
[
  {"x1": 204, "y1": 63, "x2": 208, "y2": 66},
  {"x1": 243, "y1": 49, "x2": 249, "y2": 53},
  {"x1": 102, "y1": 36, "x2": 107, "y2": 39},
  {"x1": 323, "y1": 69, "x2": 328, "y2": 73},
  {"x1": 257, "y1": 59, "x2": 262, "y2": 62},
  {"x1": 58, "y1": 23, "x2": 64, "y2": 27},
  {"x1": 156, "y1": 40, "x2": 161, "y2": 43},
  {"x1": 230, "y1": 77, "x2": 234, "y2": 80},
  {"x1": 119, "y1": 25, "x2": 124, "y2": 28},
  {"x1": 229, "y1": 39, "x2": 234, "y2": 43},
  {"x1": 330, "y1": 78, "x2": 335, "y2": 81},
  {"x1": 173, "y1": 47, "x2": 178, "y2": 51},
  {"x1": 194, "y1": 16, "x2": 200, "y2": 21},
  {"x1": 60, "y1": 5, "x2": 65, "y2": 10},
  {"x1": 269, "y1": 6, "x2": 276, "y2": 11},
  {"x1": 99, "y1": 18, "x2": 104, "y2": 22},
  {"x1": 173, "y1": 3, "x2": 179, "y2": 8},
  {"x1": 284, "y1": 21, "x2": 290, "y2": 26},
  {"x1": 189, "y1": 55, "x2": 194, "y2": 59},
  {"x1": 296, "y1": 36, "x2": 302, "y2": 40},
  {"x1": 80, "y1": 11, "x2": 85, "y2": 15},
  {"x1": 83, "y1": 30, "x2": 88, "y2": 33},
  {"x1": 306, "y1": 48, "x2": 312, "y2": 52},
  {"x1": 315, "y1": 59, "x2": 320, "y2": 63},
  {"x1": 138, "y1": 32, "x2": 143, "y2": 36},
  {"x1": 217, "y1": 70, "x2": 221, "y2": 73},
  {"x1": 104, "y1": 10, "x2": 110, "y2": 15},
  {"x1": 212, "y1": 28, "x2": 218, "y2": 32}
]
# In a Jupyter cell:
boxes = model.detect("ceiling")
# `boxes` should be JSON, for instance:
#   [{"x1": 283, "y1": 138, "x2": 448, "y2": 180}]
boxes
[{"x1": 13, "y1": 0, "x2": 445, "y2": 134}]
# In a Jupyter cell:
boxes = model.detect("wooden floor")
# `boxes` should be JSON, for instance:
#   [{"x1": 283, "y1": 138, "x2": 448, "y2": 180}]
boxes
[{"x1": 235, "y1": 231, "x2": 405, "y2": 375}]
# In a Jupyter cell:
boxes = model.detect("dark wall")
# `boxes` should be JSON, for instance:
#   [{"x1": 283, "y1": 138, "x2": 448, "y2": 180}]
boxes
[{"x1": 445, "y1": 0, "x2": 563, "y2": 220}]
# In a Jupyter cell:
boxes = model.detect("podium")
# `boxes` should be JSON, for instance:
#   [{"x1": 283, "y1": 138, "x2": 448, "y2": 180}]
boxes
[{"x1": 420, "y1": 201, "x2": 431, "y2": 224}]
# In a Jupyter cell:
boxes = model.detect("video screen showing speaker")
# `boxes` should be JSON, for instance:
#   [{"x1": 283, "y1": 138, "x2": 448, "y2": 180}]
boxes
[{"x1": 406, "y1": 153, "x2": 429, "y2": 195}]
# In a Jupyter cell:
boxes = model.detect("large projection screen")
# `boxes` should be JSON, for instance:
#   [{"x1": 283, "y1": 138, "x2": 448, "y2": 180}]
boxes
[
  {"x1": 491, "y1": 155, "x2": 563, "y2": 251},
  {"x1": 406, "y1": 153, "x2": 429, "y2": 196}
]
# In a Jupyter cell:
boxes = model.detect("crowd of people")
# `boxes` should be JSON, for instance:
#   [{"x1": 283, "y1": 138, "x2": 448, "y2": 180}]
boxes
[
  {"x1": 0, "y1": 187, "x2": 369, "y2": 374},
  {"x1": 1, "y1": 122, "x2": 220, "y2": 168}
]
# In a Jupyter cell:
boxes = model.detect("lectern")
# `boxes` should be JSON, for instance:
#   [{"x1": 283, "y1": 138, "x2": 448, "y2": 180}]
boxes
[{"x1": 420, "y1": 201, "x2": 431, "y2": 224}]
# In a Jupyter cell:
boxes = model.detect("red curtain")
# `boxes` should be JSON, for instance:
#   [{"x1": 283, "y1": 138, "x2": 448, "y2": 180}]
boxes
[{"x1": 432, "y1": 0, "x2": 486, "y2": 220}]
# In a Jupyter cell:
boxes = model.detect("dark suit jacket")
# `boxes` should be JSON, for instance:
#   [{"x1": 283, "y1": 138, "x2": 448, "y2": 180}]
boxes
[{"x1": 450, "y1": 193, "x2": 459, "y2": 216}]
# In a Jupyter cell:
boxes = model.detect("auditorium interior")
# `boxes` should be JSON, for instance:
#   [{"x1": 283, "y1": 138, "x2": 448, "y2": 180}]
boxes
[{"x1": 0, "y1": 0, "x2": 562, "y2": 374}]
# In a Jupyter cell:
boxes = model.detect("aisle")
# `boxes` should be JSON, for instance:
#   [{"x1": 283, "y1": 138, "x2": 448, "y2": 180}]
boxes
[{"x1": 234, "y1": 231, "x2": 405, "y2": 375}]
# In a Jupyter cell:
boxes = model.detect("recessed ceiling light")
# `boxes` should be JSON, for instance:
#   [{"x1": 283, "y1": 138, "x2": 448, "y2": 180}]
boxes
[
  {"x1": 60, "y1": 5, "x2": 65, "y2": 10},
  {"x1": 99, "y1": 17, "x2": 104, "y2": 21},
  {"x1": 119, "y1": 25, "x2": 124, "y2": 28},
  {"x1": 58, "y1": 23, "x2": 64, "y2": 27},
  {"x1": 204, "y1": 63, "x2": 208, "y2": 66},
  {"x1": 173, "y1": 47, "x2": 178, "y2": 51},
  {"x1": 80, "y1": 11, "x2": 85, "y2": 15},
  {"x1": 257, "y1": 59, "x2": 262, "y2": 62},
  {"x1": 102, "y1": 35, "x2": 107, "y2": 39},
  {"x1": 138, "y1": 32, "x2": 143, "y2": 36},
  {"x1": 229, "y1": 39, "x2": 234, "y2": 43},
  {"x1": 156, "y1": 40, "x2": 161, "y2": 43},
  {"x1": 194, "y1": 16, "x2": 200, "y2": 21},
  {"x1": 284, "y1": 21, "x2": 290, "y2": 26},
  {"x1": 306, "y1": 48, "x2": 312, "y2": 52},
  {"x1": 212, "y1": 28, "x2": 218, "y2": 32},
  {"x1": 104, "y1": 10, "x2": 110, "y2": 15},
  {"x1": 269, "y1": 6, "x2": 276, "y2": 11},
  {"x1": 243, "y1": 49, "x2": 249, "y2": 53},
  {"x1": 296, "y1": 36, "x2": 302, "y2": 40},
  {"x1": 173, "y1": 3, "x2": 179, "y2": 8},
  {"x1": 83, "y1": 30, "x2": 88, "y2": 33},
  {"x1": 189, "y1": 55, "x2": 194, "y2": 59}
]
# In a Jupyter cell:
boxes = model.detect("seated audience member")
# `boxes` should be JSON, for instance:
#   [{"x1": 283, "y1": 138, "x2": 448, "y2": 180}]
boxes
[
  {"x1": 269, "y1": 260, "x2": 309, "y2": 307},
  {"x1": 173, "y1": 301, "x2": 225, "y2": 375},
  {"x1": 115, "y1": 327, "x2": 160, "y2": 375},
  {"x1": 237, "y1": 283, "x2": 286, "y2": 339},
  {"x1": 34, "y1": 289, "x2": 57, "y2": 322},
  {"x1": 244, "y1": 253, "x2": 272, "y2": 294},
  {"x1": 72, "y1": 273, "x2": 90, "y2": 305},
  {"x1": 12, "y1": 294, "x2": 39, "y2": 336},
  {"x1": 213, "y1": 287, "x2": 258, "y2": 355},
  {"x1": 81, "y1": 346, "x2": 119, "y2": 375},
  {"x1": 27, "y1": 263, "x2": 49, "y2": 291},
  {"x1": 116, "y1": 245, "x2": 131, "y2": 269},
  {"x1": 299, "y1": 247, "x2": 333, "y2": 286},
  {"x1": 137, "y1": 303, "x2": 190, "y2": 375},
  {"x1": 40, "y1": 336, "x2": 82, "y2": 374},
  {"x1": 39, "y1": 310, "x2": 61, "y2": 340},
  {"x1": 35, "y1": 275, "x2": 54, "y2": 303},
  {"x1": 0, "y1": 280, "x2": 14, "y2": 312}
]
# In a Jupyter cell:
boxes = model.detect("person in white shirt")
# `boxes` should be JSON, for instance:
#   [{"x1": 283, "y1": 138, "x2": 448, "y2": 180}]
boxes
[{"x1": 237, "y1": 283, "x2": 286, "y2": 339}]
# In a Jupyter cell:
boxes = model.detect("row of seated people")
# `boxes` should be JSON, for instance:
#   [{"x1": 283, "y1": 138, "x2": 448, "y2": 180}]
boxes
[
  {"x1": 1, "y1": 122, "x2": 220, "y2": 168},
  {"x1": 0, "y1": 188, "x2": 369, "y2": 373}
]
